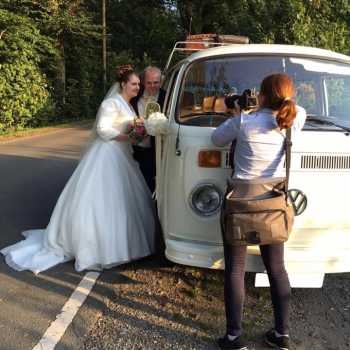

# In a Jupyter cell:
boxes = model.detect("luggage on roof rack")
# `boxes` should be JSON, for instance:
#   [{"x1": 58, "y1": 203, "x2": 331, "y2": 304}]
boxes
[
  {"x1": 185, "y1": 34, "x2": 250, "y2": 50},
  {"x1": 163, "y1": 34, "x2": 251, "y2": 74},
  {"x1": 215, "y1": 35, "x2": 250, "y2": 44},
  {"x1": 185, "y1": 34, "x2": 217, "y2": 50}
]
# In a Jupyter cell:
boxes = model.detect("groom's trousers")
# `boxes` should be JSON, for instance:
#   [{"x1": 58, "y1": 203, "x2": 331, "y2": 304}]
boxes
[{"x1": 132, "y1": 143, "x2": 156, "y2": 195}]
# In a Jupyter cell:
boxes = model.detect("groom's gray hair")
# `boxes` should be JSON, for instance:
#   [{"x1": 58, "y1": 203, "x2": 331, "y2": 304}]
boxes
[{"x1": 142, "y1": 66, "x2": 162, "y2": 79}]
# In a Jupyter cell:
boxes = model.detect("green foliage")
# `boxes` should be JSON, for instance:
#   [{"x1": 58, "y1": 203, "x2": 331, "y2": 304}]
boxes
[
  {"x1": 0, "y1": 9, "x2": 56, "y2": 130},
  {"x1": 2, "y1": 0, "x2": 350, "y2": 131},
  {"x1": 105, "y1": 0, "x2": 185, "y2": 77},
  {"x1": 174, "y1": 0, "x2": 350, "y2": 54},
  {"x1": 0, "y1": 0, "x2": 105, "y2": 129}
]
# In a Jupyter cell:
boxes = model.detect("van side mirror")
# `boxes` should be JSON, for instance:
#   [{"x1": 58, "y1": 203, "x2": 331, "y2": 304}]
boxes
[{"x1": 146, "y1": 102, "x2": 161, "y2": 119}]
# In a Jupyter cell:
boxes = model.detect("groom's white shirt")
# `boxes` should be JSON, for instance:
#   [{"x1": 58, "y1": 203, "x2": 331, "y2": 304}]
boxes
[{"x1": 137, "y1": 91, "x2": 159, "y2": 148}]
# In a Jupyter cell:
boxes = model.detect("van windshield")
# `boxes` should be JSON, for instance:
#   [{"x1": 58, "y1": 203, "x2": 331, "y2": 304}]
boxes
[{"x1": 178, "y1": 55, "x2": 350, "y2": 129}]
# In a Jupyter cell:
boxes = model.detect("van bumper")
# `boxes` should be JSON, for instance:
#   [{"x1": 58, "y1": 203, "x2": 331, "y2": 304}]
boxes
[{"x1": 165, "y1": 239, "x2": 350, "y2": 273}]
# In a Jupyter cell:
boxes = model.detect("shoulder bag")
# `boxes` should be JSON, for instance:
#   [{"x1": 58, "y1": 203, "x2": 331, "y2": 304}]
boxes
[{"x1": 221, "y1": 129, "x2": 294, "y2": 245}]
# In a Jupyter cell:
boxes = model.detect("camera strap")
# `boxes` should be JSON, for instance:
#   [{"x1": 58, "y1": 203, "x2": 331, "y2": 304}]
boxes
[{"x1": 285, "y1": 128, "x2": 292, "y2": 191}]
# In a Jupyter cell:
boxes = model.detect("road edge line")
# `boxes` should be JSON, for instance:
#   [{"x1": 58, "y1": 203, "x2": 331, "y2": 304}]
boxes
[{"x1": 32, "y1": 271, "x2": 100, "y2": 350}]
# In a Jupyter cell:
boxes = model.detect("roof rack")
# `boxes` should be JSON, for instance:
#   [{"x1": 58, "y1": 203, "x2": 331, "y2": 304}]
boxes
[{"x1": 164, "y1": 34, "x2": 251, "y2": 74}]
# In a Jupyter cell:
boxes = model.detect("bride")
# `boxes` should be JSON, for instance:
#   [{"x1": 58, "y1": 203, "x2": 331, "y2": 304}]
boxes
[{"x1": 1, "y1": 65, "x2": 156, "y2": 274}]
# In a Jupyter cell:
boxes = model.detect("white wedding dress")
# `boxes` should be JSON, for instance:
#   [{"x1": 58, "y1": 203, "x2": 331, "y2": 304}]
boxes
[{"x1": 1, "y1": 93, "x2": 156, "y2": 274}]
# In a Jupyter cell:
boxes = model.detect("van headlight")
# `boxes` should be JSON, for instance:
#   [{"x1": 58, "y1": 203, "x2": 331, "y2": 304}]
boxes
[{"x1": 189, "y1": 184, "x2": 223, "y2": 216}]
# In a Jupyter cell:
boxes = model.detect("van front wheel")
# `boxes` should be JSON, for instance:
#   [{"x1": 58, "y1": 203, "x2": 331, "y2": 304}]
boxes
[{"x1": 154, "y1": 220, "x2": 173, "y2": 267}]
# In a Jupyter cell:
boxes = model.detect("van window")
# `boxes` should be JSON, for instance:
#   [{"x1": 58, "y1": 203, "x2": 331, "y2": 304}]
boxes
[
  {"x1": 164, "y1": 70, "x2": 180, "y2": 117},
  {"x1": 178, "y1": 56, "x2": 350, "y2": 129},
  {"x1": 325, "y1": 77, "x2": 350, "y2": 120},
  {"x1": 293, "y1": 81, "x2": 316, "y2": 115}
]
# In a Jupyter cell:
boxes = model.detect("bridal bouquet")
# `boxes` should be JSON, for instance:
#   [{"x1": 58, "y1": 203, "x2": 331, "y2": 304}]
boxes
[
  {"x1": 126, "y1": 118, "x2": 148, "y2": 143},
  {"x1": 144, "y1": 112, "x2": 168, "y2": 136}
]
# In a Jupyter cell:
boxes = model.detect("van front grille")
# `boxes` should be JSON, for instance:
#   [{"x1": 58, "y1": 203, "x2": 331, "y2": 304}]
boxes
[{"x1": 301, "y1": 155, "x2": 350, "y2": 169}]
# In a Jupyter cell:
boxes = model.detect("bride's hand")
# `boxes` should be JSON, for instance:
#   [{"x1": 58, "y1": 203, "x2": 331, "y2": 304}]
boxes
[
  {"x1": 129, "y1": 137, "x2": 139, "y2": 145},
  {"x1": 115, "y1": 133, "x2": 139, "y2": 144}
]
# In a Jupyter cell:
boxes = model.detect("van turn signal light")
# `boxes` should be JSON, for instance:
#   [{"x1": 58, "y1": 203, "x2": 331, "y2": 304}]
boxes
[{"x1": 198, "y1": 150, "x2": 221, "y2": 168}]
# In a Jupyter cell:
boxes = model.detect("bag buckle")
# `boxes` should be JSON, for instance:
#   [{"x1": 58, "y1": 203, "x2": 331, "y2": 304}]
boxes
[{"x1": 251, "y1": 231, "x2": 261, "y2": 244}]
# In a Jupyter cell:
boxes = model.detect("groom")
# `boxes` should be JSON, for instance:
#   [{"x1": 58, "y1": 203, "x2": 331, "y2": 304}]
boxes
[{"x1": 130, "y1": 66, "x2": 166, "y2": 194}]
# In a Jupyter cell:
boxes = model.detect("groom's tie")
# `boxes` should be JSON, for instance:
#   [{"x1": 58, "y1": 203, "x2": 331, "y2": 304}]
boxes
[{"x1": 143, "y1": 93, "x2": 157, "y2": 100}]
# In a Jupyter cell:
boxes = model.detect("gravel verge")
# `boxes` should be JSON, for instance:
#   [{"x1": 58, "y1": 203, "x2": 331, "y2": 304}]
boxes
[{"x1": 83, "y1": 256, "x2": 350, "y2": 350}]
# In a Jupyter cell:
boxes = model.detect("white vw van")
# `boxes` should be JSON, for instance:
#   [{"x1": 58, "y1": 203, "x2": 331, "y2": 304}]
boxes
[{"x1": 154, "y1": 39, "x2": 350, "y2": 287}]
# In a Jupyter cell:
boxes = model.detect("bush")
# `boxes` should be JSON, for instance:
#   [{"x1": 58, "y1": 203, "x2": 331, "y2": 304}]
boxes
[{"x1": 0, "y1": 10, "x2": 56, "y2": 131}]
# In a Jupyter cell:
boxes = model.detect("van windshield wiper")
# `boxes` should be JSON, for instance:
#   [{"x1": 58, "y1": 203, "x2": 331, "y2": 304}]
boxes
[
  {"x1": 306, "y1": 116, "x2": 350, "y2": 133},
  {"x1": 182, "y1": 111, "x2": 232, "y2": 118}
]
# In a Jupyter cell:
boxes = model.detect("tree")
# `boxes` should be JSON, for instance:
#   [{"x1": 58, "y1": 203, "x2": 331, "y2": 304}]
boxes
[
  {"x1": 1, "y1": 0, "x2": 105, "y2": 126},
  {"x1": 0, "y1": 9, "x2": 58, "y2": 130},
  {"x1": 105, "y1": 0, "x2": 184, "y2": 77}
]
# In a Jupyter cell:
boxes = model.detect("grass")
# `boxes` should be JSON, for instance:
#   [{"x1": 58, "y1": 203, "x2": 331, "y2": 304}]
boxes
[
  {"x1": 205, "y1": 280, "x2": 224, "y2": 292},
  {"x1": 293, "y1": 338, "x2": 303, "y2": 346},
  {"x1": 183, "y1": 267, "x2": 224, "y2": 300},
  {"x1": 174, "y1": 313, "x2": 184, "y2": 322},
  {"x1": 245, "y1": 333, "x2": 258, "y2": 342},
  {"x1": 252, "y1": 287, "x2": 270, "y2": 300},
  {"x1": 199, "y1": 322, "x2": 214, "y2": 332},
  {"x1": 207, "y1": 294, "x2": 217, "y2": 301},
  {"x1": 211, "y1": 311, "x2": 225, "y2": 317},
  {"x1": 242, "y1": 320, "x2": 253, "y2": 329},
  {"x1": 0, "y1": 119, "x2": 94, "y2": 142},
  {"x1": 190, "y1": 287, "x2": 202, "y2": 298}
]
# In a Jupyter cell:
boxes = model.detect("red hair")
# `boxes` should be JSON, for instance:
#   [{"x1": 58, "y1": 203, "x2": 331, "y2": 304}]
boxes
[
  {"x1": 259, "y1": 73, "x2": 297, "y2": 130},
  {"x1": 116, "y1": 65, "x2": 139, "y2": 85}
]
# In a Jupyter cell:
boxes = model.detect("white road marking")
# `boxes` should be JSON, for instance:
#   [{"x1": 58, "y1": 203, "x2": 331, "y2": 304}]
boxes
[{"x1": 32, "y1": 271, "x2": 100, "y2": 350}]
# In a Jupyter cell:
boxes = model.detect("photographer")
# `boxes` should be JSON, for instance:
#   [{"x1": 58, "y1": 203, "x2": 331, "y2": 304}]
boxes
[{"x1": 212, "y1": 73, "x2": 306, "y2": 350}]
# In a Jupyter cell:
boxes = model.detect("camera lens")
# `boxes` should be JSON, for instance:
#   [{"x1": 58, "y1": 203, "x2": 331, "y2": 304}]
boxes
[{"x1": 224, "y1": 93, "x2": 241, "y2": 109}]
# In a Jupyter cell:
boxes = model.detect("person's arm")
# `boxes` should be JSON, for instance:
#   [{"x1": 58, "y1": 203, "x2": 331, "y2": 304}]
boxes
[
  {"x1": 97, "y1": 99, "x2": 138, "y2": 144},
  {"x1": 292, "y1": 106, "x2": 307, "y2": 133},
  {"x1": 114, "y1": 132, "x2": 139, "y2": 144},
  {"x1": 211, "y1": 113, "x2": 242, "y2": 147}
]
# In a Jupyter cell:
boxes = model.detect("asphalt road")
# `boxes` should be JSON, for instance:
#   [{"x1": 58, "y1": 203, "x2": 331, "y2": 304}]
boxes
[
  {"x1": 0, "y1": 126, "x2": 119, "y2": 350},
  {"x1": 1, "y1": 126, "x2": 349, "y2": 350}
]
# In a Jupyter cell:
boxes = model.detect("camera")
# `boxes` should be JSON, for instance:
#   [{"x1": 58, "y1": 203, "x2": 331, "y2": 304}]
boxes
[{"x1": 225, "y1": 89, "x2": 259, "y2": 110}]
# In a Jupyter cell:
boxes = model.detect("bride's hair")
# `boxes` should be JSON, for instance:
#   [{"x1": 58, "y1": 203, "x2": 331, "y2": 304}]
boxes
[{"x1": 116, "y1": 65, "x2": 139, "y2": 86}]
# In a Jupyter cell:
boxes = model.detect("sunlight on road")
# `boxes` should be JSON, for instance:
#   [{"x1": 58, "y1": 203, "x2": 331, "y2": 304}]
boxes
[{"x1": 0, "y1": 126, "x2": 92, "y2": 161}]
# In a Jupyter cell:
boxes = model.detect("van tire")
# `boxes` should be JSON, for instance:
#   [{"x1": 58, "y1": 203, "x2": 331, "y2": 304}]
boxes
[{"x1": 154, "y1": 219, "x2": 173, "y2": 267}]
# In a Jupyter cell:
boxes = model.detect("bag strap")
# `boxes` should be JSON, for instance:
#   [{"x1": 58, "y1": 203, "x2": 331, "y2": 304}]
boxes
[
  {"x1": 229, "y1": 139, "x2": 237, "y2": 175},
  {"x1": 229, "y1": 128, "x2": 293, "y2": 190},
  {"x1": 285, "y1": 128, "x2": 292, "y2": 191}
]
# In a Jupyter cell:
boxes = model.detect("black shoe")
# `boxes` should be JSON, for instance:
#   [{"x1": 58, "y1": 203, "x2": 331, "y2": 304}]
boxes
[
  {"x1": 217, "y1": 334, "x2": 247, "y2": 350},
  {"x1": 265, "y1": 329, "x2": 290, "y2": 350}
]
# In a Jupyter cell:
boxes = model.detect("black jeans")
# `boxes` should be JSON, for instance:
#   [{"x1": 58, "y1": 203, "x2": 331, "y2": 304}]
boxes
[{"x1": 222, "y1": 233, "x2": 291, "y2": 336}]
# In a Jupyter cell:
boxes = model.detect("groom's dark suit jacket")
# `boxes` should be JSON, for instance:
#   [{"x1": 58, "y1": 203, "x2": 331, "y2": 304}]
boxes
[
  {"x1": 130, "y1": 86, "x2": 166, "y2": 194},
  {"x1": 130, "y1": 86, "x2": 166, "y2": 117}
]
